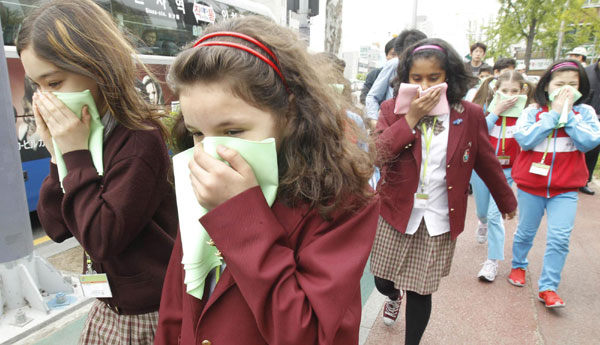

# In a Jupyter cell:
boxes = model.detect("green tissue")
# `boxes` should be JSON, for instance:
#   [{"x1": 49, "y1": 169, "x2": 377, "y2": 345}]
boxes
[
  {"x1": 488, "y1": 92, "x2": 528, "y2": 118},
  {"x1": 172, "y1": 137, "x2": 279, "y2": 299},
  {"x1": 52, "y1": 90, "x2": 104, "y2": 190},
  {"x1": 549, "y1": 85, "x2": 582, "y2": 128}
]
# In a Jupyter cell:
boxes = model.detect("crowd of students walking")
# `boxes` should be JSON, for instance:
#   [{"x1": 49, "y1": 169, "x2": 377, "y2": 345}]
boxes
[{"x1": 21, "y1": 1, "x2": 600, "y2": 344}]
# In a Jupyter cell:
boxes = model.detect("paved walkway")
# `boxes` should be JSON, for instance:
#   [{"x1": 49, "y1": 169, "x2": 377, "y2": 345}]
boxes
[{"x1": 361, "y1": 183, "x2": 600, "y2": 345}]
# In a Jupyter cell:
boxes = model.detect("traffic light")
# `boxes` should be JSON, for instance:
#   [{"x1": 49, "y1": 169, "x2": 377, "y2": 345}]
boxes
[{"x1": 287, "y1": 0, "x2": 319, "y2": 17}]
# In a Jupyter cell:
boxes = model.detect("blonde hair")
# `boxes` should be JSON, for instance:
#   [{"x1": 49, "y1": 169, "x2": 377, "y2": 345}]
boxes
[{"x1": 16, "y1": 0, "x2": 167, "y2": 138}]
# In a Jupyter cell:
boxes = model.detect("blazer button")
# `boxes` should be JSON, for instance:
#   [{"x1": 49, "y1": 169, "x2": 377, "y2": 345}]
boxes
[
  {"x1": 450, "y1": 208, "x2": 455, "y2": 212},
  {"x1": 448, "y1": 186, "x2": 453, "y2": 190},
  {"x1": 202, "y1": 340, "x2": 212, "y2": 345},
  {"x1": 447, "y1": 164, "x2": 450, "y2": 168}
]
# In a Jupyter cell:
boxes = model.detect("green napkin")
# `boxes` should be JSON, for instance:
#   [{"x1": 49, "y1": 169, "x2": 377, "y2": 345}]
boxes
[
  {"x1": 52, "y1": 90, "x2": 103, "y2": 190},
  {"x1": 488, "y1": 92, "x2": 528, "y2": 118},
  {"x1": 549, "y1": 85, "x2": 582, "y2": 128},
  {"x1": 172, "y1": 137, "x2": 279, "y2": 299}
]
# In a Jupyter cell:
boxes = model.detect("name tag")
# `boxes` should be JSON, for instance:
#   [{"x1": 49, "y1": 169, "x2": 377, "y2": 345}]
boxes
[
  {"x1": 497, "y1": 155, "x2": 511, "y2": 165},
  {"x1": 79, "y1": 273, "x2": 113, "y2": 298},
  {"x1": 529, "y1": 162, "x2": 550, "y2": 176},
  {"x1": 414, "y1": 193, "x2": 429, "y2": 209}
]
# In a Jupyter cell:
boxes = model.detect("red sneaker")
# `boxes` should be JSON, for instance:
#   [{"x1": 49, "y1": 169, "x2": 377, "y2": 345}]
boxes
[
  {"x1": 538, "y1": 290, "x2": 565, "y2": 308},
  {"x1": 382, "y1": 291, "x2": 404, "y2": 326},
  {"x1": 508, "y1": 268, "x2": 526, "y2": 287}
]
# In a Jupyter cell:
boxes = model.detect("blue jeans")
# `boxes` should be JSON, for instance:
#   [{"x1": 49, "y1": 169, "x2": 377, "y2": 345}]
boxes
[
  {"x1": 471, "y1": 169, "x2": 513, "y2": 260},
  {"x1": 511, "y1": 189, "x2": 578, "y2": 292}
]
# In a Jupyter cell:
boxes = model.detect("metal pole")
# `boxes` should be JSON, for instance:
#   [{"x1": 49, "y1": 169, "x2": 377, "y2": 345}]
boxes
[
  {"x1": 410, "y1": 0, "x2": 418, "y2": 29},
  {"x1": 0, "y1": 17, "x2": 34, "y2": 263},
  {"x1": 555, "y1": 0, "x2": 570, "y2": 60}
]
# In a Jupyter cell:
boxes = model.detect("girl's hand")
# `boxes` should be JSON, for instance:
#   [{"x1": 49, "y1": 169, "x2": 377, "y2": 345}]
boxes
[
  {"x1": 32, "y1": 94, "x2": 56, "y2": 162},
  {"x1": 189, "y1": 144, "x2": 258, "y2": 210},
  {"x1": 503, "y1": 210, "x2": 517, "y2": 220},
  {"x1": 551, "y1": 88, "x2": 574, "y2": 114},
  {"x1": 34, "y1": 92, "x2": 91, "y2": 154},
  {"x1": 405, "y1": 88, "x2": 441, "y2": 128},
  {"x1": 492, "y1": 96, "x2": 518, "y2": 116}
]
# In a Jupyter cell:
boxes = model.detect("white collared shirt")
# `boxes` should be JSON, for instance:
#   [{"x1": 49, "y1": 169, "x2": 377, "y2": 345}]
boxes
[{"x1": 405, "y1": 114, "x2": 451, "y2": 237}]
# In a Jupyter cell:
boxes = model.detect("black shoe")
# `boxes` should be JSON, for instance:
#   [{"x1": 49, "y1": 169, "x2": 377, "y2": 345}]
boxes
[{"x1": 579, "y1": 185, "x2": 595, "y2": 195}]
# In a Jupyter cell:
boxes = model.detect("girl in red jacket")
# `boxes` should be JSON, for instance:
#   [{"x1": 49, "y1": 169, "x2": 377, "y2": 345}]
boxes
[
  {"x1": 509, "y1": 60, "x2": 600, "y2": 308},
  {"x1": 370, "y1": 38, "x2": 517, "y2": 344},
  {"x1": 470, "y1": 71, "x2": 528, "y2": 282},
  {"x1": 155, "y1": 16, "x2": 379, "y2": 345},
  {"x1": 17, "y1": 0, "x2": 177, "y2": 343}
]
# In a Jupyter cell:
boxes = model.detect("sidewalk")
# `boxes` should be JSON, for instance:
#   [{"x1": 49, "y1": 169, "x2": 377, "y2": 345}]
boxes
[{"x1": 361, "y1": 184, "x2": 600, "y2": 345}]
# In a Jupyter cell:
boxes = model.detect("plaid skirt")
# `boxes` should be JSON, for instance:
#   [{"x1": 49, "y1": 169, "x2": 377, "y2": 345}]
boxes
[
  {"x1": 78, "y1": 300, "x2": 158, "y2": 345},
  {"x1": 370, "y1": 216, "x2": 456, "y2": 295}
]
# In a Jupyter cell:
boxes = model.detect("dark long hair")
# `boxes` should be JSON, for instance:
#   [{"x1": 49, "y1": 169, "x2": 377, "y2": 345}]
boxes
[
  {"x1": 534, "y1": 59, "x2": 590, "y2": 107},
  {"x1": 168, "y1": 16, "x2": 374, "y2": 217},
  {"x1": 395, "y1": 38, "x2": 477, "y2": 106}
]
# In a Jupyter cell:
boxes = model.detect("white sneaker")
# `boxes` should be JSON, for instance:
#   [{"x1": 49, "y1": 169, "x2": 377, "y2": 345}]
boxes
[
  {"x1": 476, "y1": 221, "x2": 487, "y2": 244},
  {"x1": 382, "y1": 291, "x2": 403, "y2": 326},
  {"x1": 478, "y1": 259, "x2": 498, "y2": 282}
]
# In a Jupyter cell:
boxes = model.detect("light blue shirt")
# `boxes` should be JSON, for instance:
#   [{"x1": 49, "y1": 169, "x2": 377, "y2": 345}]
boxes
[{"x1": 365, "y1": 57, "x2": 399, "y2": 120}]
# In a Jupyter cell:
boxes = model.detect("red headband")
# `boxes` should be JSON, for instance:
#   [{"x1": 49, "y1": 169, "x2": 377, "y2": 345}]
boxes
[
  {"x1": 551, "y1": 62, "x2": 579, "y2": 73},
  {"x1": 193, "y1": 31, "x2": 291, "y2": 94}
]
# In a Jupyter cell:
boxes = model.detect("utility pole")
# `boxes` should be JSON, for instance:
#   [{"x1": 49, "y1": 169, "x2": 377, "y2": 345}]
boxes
[
  {"x1": 555, "y1": 0, "x2": 570, "y2": 60},
  {"x1": 410, "y1": 0, "x2": 418, "y2": 29}
]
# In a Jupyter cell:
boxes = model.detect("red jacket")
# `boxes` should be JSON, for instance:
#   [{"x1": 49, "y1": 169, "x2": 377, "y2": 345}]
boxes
[
  {"x1": 489, "y1": 115, "x2": 520, "y2": 168},
  {"x1": 512, "y1": 106, "x2": 590, "y2": 197},
  {"x1": 37, "y1": 125, "x2": 177, "y2": 314},
  {"x1": 375, "y1": 100, "x2": 517, "y2": 240},
  {"x1": 155, "y1": 187, "x2": 380, "y2": 345}
]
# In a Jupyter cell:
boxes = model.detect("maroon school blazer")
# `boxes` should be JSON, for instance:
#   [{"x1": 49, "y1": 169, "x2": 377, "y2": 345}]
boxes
[
  {"x1": 155, "y1": 187, "x2": 380, "y2": 345},
  {"x1": 375, "y1": 99, "x2": 517, "y2": 240}
]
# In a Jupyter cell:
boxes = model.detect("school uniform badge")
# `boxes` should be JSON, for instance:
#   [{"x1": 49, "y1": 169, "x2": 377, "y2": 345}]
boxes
[{"x1": 463, "y1": 148, "x2": 470, "y2": 162}]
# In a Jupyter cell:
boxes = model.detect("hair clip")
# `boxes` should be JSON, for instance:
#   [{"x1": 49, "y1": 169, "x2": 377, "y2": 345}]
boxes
[{"x1": 453, "y1": 119, "x2": 463, "y2": 125}]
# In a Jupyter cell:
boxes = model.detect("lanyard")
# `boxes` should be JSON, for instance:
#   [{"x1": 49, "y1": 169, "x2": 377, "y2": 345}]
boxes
[
  {"x1": 85, "y1": 252, "x2": 96, "y2": 274},
  {"x1": 540, "y1": 130, "x2": 556, "y2": 164},
  {"x1": 420, "y1": 117, "x2": 438, "y2": 192},
  {"x1": 500, "y1": 116, "x2": 507, "y2": 155}
]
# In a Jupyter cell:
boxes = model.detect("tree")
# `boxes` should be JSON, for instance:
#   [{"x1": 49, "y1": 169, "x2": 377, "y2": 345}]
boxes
[
  {"x1": 324, "y1": 0, "x2": 343, "y2": 54},
  {"x1": 485, "y1": 0, "x2": 564, "y2": 72},
  {"x1": 485, "y1": 0, "x2": 600, "y2": 71}
]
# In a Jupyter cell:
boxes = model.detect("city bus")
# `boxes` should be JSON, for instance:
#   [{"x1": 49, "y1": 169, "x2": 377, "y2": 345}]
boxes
[{"x1": 2, "y1": 0, "x2": 274, "y2": 212}]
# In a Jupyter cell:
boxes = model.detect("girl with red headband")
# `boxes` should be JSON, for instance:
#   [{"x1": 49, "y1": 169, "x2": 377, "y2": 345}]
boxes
[
  {"x1": 370, "y1": 38, "x2": 516, "y2": 344},
  {"x1": 508, "y1": 59, "x2": 600, "y2": 308},
  {"x1": 155, "y1": 16, "x2": 379, "y2": 345}
]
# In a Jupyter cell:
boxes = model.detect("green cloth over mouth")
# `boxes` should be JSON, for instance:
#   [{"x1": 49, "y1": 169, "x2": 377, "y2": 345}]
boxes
[
  {"x1": 172, "y1": 137, "x2": 279, "y2": 299},
  {"x1": 488, "y1": 92, "x2": 528, "y2": 118},
  {"x1": 52, "y1": 90, "x2": 103, "y2": 191},
  {"x1": 549, "y1": 85, "x2": 582, "y2": 128}
]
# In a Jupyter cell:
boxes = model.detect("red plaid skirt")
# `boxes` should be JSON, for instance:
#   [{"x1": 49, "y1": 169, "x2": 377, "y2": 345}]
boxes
[
  {"x1": 370, "y1": 216, "x2": 456, "y2": 295},
  {"x1": 78, "y1": 300, "x2": 158, "y2": 345}
]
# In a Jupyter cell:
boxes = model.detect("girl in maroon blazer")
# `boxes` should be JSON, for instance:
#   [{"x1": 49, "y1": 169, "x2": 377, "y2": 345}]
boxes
[
  {"x1": 370, "y1": 38, "x2": 517, "y2": 344},
  {"x1": 155, "y1": 16, "x2": 380, "y2": 345},
  {"x1": 17, "y1": 1, "x2": 177, "y2": 343}
]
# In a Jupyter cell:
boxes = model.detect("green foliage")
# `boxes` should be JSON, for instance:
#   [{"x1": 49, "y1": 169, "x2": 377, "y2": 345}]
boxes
[
  {"x1": 485, "y1": 0, "x2": 600, "y2": 67},
  {"x1": 356, "y1": 73, "x2": 367, "y2": 81}
]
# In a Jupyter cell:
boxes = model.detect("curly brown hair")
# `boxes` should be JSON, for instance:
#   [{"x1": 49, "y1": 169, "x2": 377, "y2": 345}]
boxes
[{"x1": 168, "y1": 16, "x2": 375, "y2": 218}]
